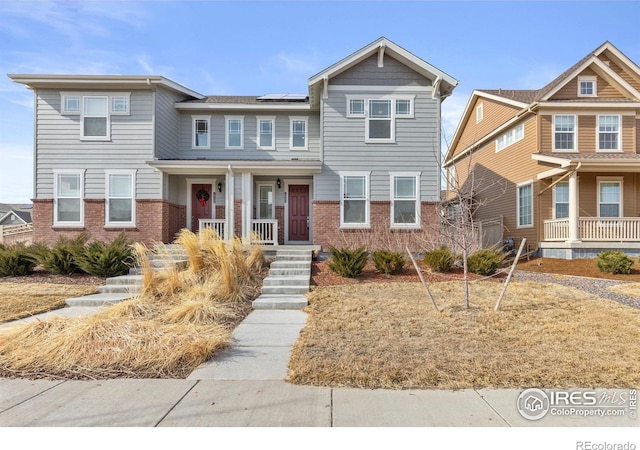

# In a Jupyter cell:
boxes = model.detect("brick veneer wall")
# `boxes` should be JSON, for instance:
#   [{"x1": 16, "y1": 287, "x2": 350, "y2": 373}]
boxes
[
  {"x1": 312, "y1": 200, "x2": 440, "y2": 251},
  {"x1": 32, "y1": 198, "x2": 185, "y2": 245},
  {"x1": 275, "y1": 206, "x2": 284, "y2": 245}
]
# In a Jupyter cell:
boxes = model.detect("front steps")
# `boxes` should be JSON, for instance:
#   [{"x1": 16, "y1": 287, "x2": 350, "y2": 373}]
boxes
[{"x1": 252, "y1": 249, "x2": 313, "y2": 310}]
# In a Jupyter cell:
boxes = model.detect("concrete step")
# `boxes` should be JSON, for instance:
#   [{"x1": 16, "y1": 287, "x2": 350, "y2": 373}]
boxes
[
  {"x1": 276, "y1": 254, "x2": 311, "y2": 262},
  {"x1": 268, "y1": 268, "x2": 310, "y2": 277},
  {"x1": 270, "y1": 260, "x2": 311, "y2": 269},
  {"x1": 261, "y1": 285, "x2": 309, "y2": 295},
  {"x1": 262, "y1": 276, "x2": 310, "y2": 287},
  {"x1": 276, "y1": 250, "x2": 313, "y2": 256},
  {"x1": 98, "y1": 285, "x2": 142, "y2": 294},
  {"x1": 66, "y1": 292, "x2": 135, "y2": 307},
  {"x1": 252, "y1": 294, "x2": 308, "y2": 310},
  {"x1": 106, "y1": 275, "x2": 143, "y2": 285}
]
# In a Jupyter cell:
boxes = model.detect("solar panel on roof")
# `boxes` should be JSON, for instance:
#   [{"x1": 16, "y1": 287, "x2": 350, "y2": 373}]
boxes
[{"x1": 257, "y1": 94, "x2": 308, "y2": 102}]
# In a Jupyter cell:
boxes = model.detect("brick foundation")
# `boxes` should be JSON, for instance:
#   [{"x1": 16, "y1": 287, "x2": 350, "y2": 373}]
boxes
[
  {"x1": 312, "y1": 200, "x2": 440, "y2": 252},
  {"x1": 32, "y1": 198, "x2": 186, "y2": 245}
]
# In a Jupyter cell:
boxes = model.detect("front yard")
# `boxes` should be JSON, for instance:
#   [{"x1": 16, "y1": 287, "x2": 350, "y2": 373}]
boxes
[{"x1": 288, "y1": 280, "x2": 640, "y2": 390}]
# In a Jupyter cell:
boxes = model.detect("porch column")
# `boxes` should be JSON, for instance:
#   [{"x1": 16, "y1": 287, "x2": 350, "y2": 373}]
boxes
[
  {"x1": 225, "y1": 167, "x2": 234, "y2": 241},
  {"x1": 241, "y1": 172, "x2": 253, "y2": 243},
  {"x1": 568, "y1": 171, "x2": 580, "y2": 242}
]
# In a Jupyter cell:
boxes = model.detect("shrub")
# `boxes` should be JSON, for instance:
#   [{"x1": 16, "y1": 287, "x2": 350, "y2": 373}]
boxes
[
  {"x1": 0, "y1": 242, "x2": 37, "y2": 277},
  {"x1": 597, "y1": 251, "x2": 633, "y2": 275},
  {"x1": 74, "y1": 233, "x2": 133, "y2": 278},
  {"x1": 34, "y1": 234, "x2": 89, "y2": 275},
  {"x1": 467, "y1": 248, "x2": 505, "y2": 276},
  {"x1": 372, "y1": 250, "x2": 405, "y2": 275},
  {"x1": 327, "y1": 246, "x2": 368, "y2": 278},
  {"x1": 423, "y1": 246, "x2": 454, "y2": 273}
]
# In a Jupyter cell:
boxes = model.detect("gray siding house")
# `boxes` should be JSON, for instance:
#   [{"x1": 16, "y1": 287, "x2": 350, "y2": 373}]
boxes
[{"x1": 10, "y1": 37, "x2": 457, "y2": 249}]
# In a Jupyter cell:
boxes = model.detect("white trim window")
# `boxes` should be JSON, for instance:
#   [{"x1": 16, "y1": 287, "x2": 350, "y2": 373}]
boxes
[
  {"x1": 82, "y1": 96, "x2": 109, "y2": 140},
  {"x1": 578, "y1": 76, "x2": 597, "y2": 97},
  {"x1": 496, "y1": 123, "x2": 524, "y2": 152},
  {"x1": 553, "y1": 114, "x2": 576, "y2": 151},
  {"x1": 257, "y1": 116, "x2": 275, "y2": 150},
  {"x1": 192, "y1": 115, "x2": 211, "y2": 149},
  {"x1": 257, "y1": 183, "x2": 275, "y2": 219},
  {"x1": 53, "y1": 170, "x2": 84, "y2": 226},
  {"x1": 61, "y1": 94, "x2": 80, "y2": 114},
  {"x1": 290, "y1": 117, "x2": 308, "y2": 149},
  {"x1": 476, "y1": 102, "x2": 484, "y2": 123},
  {"x1": 340, "y1": 172, "x2": 370, "y2": 228},
  {"x1": 598, "y1": 178, "x2": 622, "y2": 218},
  {"x1": 395, "y1": 98, "x2": 413, "y2": 117},
  {"x1": 225, "y1": 116, "x2": 244, "y2": 149},
  {"x1": 390, "y1": 172, "x2": 421, "y2": 228},
  {"x1": 347, "y1": 97, "x2": 365, "y2": 117},
  {"x1": 517, "y1": 181, "x2": 533, "y2": 228},
  {"x1": 366, "y1": 99, "x2": 394, "y2": 142},
  {"x1": 553, "y1": 181, "x2": 569, "y2": 219},
  {"x1": 105, "y1": 170, "x2": 136, "y2": 226},
  {"x1": 597, "y1": 115, "x2": 621, "y2": 152},
  {"x1": 110, "y1": 94, "x2": 130, "y2": 115}
]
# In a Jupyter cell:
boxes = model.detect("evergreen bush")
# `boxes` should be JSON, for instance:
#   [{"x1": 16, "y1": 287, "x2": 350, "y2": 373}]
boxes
[
  {"x1": 467, "y1": 248, "x2": 505, "y2": 276},
  {"x1": 372, "y1": 250, "x2": 405, "y2": 275},
  {"x1": 34, "y1": 233, "x2": 88, "y2": 275},
  {"x1": 423, "y1": 246, "x2": 454, "y2": 273},
  {"x1": 74, "y1": 233, "x2": 133, "y2": 278},
  {"x1": 596, "y1": 251, "x2": 633, "y2": 275},
  {"x1": 327, "y1": 246, "x2": 368, "y2": 278},
  {"x1": 0, "y1": 242, "x2": 37, "y2": 277}
]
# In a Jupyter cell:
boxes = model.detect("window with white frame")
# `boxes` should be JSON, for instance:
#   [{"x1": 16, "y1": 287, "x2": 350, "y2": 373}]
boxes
[
  {"x1": 340, "y1": 172, "x2": 369, "y2": 227},
  {"x1": 258, "y1": 184, "x2": 275, "y2": 219},
  {"x1": 391, "y1": 173, "x2": 420, "y2": 227},
  {"x1": 225, "y1": 116, "x2": 243, "y2": 149},
  {"x1": 192, "y1": 116, "x2": 210, "y2": 149},
  {"x1": 553, "y1": 115, "x2": 576, "y2": 151},
  {"x1": 517, "y1": 182, "x2": 533, "y2": 227},
  {"x1": 257, "y1": 117, "x2": 275, "y2": 150},
  {"x1": 82, "y1": 96, "x2": 109, "y2": 139},
  {"x1": 476, "y1": 102, "x2": 484, "y2": 123},
  {"x1": 54, "y1": 170, "x2": 84, "y2": 226},
  {"x1": 598, "y1": 115, "x2": 621, "y2": 151},
  {"x1": 110, "y1": 95, "x2": 130, "y2": 114},
  {"x1": 367, "y1": 99, "x2": 393, "y2": 142},
  {"x1": 496, "y1": 123, "x2": 524, "y2": 152},
  {"x1": 62, "y1": 95, "x2": 80, "y2": 114},
  {"x1": 290, "y1": 117, "x2": 308, "y2": 149},
  {"x1": 598, "y1": 179, "x2": 622, "y2": 217},
  {"x1": 578, "y1": 76, "x2": 597, "y2": 97},
  {"x1": 554, "y1": 181, "x2": 569, "y2": 219},
  {"x1": 347, "y1": 98, "x2": 365, "y2": 117},
  {"x1": 105, "y1": 171, "x2": 136, "y2": 226},
  {"x1": 395, "y1": 99, "x2": 412, "y2": 117}
]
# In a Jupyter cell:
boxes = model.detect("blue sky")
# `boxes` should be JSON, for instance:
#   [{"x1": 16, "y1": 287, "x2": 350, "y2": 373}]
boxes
[{"x1": 1, "y1": 0, "x2": 640, "y2": 203}]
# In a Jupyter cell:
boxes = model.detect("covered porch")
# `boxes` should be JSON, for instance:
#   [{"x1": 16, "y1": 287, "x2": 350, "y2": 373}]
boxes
[
  {"x1": 534, "y1": 152, "x2": 640, "y2": 258},
  {"x1": 148, "y1": 159, "x2": 321, "y2": 245}
]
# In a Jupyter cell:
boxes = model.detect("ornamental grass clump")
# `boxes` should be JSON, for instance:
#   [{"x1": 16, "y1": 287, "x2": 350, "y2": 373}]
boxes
[{"x1": 0, "y1": 229, "x2": 267, "y2": 380}]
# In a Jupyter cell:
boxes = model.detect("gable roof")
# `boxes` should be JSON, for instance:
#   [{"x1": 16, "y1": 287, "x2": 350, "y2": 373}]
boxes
[
  {"x1": 0, "y1": 209, "x2": 31, "y2": 224},
  {"x1": 308, "y1": 37, "x2": 458, "y2": 107},
  {"x1": 444, "y1": 41, "x2": 640, "y2": 166}
]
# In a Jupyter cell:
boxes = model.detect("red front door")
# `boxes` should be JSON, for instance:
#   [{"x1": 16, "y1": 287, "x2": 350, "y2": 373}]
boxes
[
  {"x1": 191, "y1": 184, "x2": 213, "y2": 232},
  {"x1": 288, "y1": 184, "x2": 310, "y2": 242}
]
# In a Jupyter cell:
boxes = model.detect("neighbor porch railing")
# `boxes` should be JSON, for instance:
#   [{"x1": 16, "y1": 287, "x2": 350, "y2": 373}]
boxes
[
  {"x1": 251, "y1": 219, "x2": 278, "y2": 245},
  {"x1": 199, "y1": 219, "x2": 226, "y2": 240},
  {"x1": 544, "y1": 217, "x2": 640, "y2": 241}
]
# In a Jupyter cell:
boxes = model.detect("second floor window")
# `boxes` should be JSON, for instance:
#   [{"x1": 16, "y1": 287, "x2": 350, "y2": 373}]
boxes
[
  {"x1": 83, "y1": 96, "x2": 108, "y2": 139},
  {"x1": 257, "y1": 117, "x2": 275, "y2": 150},
  {"x1": 598, "y1": 115, "x2": 620, "y2": 151},
  {"x1": 496, "y1": 123, "x2": 524, "y2": 152},
  {"x1": 192, "y1": 116, "x2": 210, "y2": 149},
  {"x1": 554, "y1": 115, "x2": 575, "y2": 151},
  {"x1": 367, "y1": 99, "x2": 393, "y2": 142},
  {"x1": 225, "y1": 116, "x2": 243, "y2": 149},
  {"x1": 290, "y1": 117, "x2": 307, "y2": 149}
]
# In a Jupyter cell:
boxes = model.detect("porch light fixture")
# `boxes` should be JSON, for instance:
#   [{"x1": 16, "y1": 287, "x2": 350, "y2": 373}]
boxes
[
  {"x1": 277, "y1": 178, "x2": 281, "y2": 189},
  {"x1": 217, "y1": 182, "x2": 222, "y2": 192}
]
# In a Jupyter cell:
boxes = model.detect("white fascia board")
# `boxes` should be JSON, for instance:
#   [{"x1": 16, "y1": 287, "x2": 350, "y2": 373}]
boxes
[
  {"x1": 531, "y1": 153, "x2": 573, "y2": 167},
  {"x1": 537, "y1": 101, "x2": 640, "y2": 109},
  {"x1": 473, "y1": 90, "x2": 530, "y2": 109},
  {"x1": 175, "y1": 103, "x2": 311, "y2": 111},
  {"x1": 147, "y1": 159, "x2": 322, "y2": 175},
  {"x1": 596, "y1": 42, "x2": 640, "y2": 82}
]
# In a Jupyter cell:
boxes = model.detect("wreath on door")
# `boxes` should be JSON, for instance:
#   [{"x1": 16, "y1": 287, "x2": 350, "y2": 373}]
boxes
[{"x1": 196, "y1": 188, "x2": 210, "y2": 207}]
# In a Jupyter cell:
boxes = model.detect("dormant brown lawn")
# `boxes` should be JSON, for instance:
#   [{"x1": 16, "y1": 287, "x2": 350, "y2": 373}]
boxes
[{"x1": 288, "y1": 281, "x2": 640, "y2": 390}]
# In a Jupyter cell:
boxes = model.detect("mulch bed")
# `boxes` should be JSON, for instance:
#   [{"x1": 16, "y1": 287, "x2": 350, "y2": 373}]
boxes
[
  {"x1": 0, "y1": 268, "x2": 105, "y2": 286},
  {"x1": 311, "y1": 258, "x2": 494, "y2": 287}
]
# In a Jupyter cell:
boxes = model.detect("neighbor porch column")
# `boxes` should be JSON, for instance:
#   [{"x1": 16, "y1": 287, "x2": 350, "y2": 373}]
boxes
[
  {"x1": 568, "y1": 171, "x2": 580, "y2": 242},
  {"x1": 225, "y1": 167, "x2": 234, "y2": 241},
  {"x1": 241, "y1": 172, "x2": 253, "y2": 243}
]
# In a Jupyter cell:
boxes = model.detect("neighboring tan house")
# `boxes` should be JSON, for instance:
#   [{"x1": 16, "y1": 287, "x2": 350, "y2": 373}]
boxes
[
  {"x1": 444, "y1": 41, "x2": 640, "y2": 259},
  {"x1": 9, "y1": 37, "x2": 457, "y2": 249}
]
